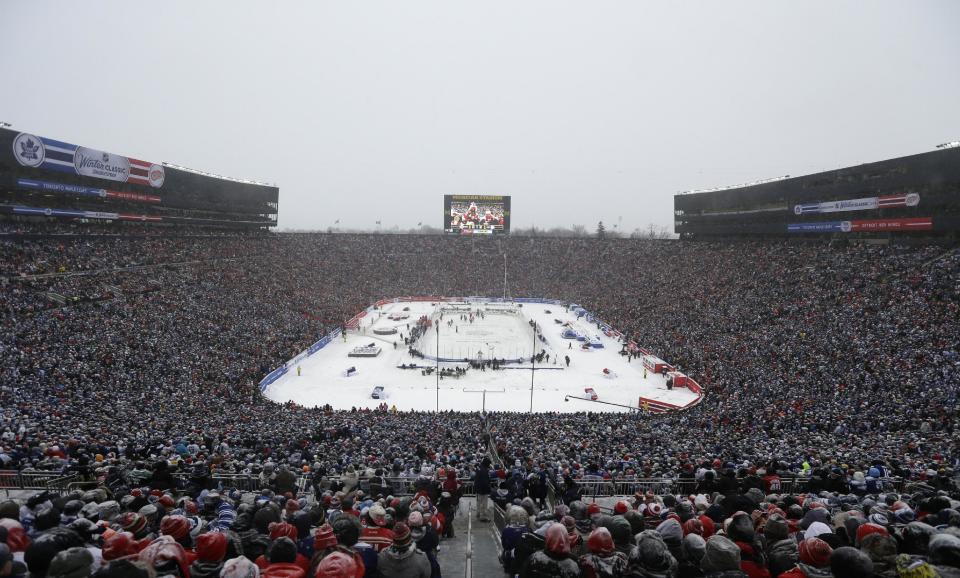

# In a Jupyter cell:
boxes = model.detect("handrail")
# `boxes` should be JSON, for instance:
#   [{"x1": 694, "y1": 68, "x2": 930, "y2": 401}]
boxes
[{"x1": 464, "y1": 503, "x2": 473, "y2": 578}]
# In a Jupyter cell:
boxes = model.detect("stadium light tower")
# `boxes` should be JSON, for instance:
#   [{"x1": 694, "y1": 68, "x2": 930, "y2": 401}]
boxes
[
  {"x1": 530, "y1": 321, "x2": 536, "y2": 412},
  {"x1": 503, "y1": 253, "x2": 508, "y2": 300}
]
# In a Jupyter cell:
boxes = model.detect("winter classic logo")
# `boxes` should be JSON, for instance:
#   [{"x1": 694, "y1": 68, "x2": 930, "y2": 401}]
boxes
[
  {"x1": 74, "y1": 146, "x2": 130, "y2": 182},
  {"x1": 13, "y1": 133, "x2": 45, "y2": 168},
  {"x1": 840, "y1": 221, "x2": 853, "y2": 233},
  {"x1": 905, "y1": 193, "x2": 920, "y2": 207}
]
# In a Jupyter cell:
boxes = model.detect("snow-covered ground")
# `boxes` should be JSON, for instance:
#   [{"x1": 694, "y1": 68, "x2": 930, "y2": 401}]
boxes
[{"x1": 264, "y1": 300, "x2": 698, "y2": 413}]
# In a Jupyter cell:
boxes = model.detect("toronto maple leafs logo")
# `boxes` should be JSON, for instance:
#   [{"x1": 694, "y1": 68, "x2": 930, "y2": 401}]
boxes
[
  {"x1": 20, "y1": 138, "x2": 39, "y2": 159},
  {"x1": 12, "y1": 133, "x2": 45, "y2": 168}
]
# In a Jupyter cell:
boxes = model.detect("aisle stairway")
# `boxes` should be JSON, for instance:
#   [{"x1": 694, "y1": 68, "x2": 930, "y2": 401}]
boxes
[{"x1": 436, "y1": 497, "x2": 505, "y2": 577}]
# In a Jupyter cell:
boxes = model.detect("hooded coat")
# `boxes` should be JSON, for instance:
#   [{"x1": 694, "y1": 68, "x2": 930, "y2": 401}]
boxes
[
  {"x1": 579, "y1": 528, "x2": 629, "y2": 578},
  {"x1": 700, "y1": 535, "x2": 747, "y2": 578},
  {"x1": 765, "y1": 538, "x2": 798, "y2": 578},
  {"x1": 929, "y1": 534, "x2": 960, "y2": 578},
  {"x1": 628, "y1": 530, "x2": 679, "y2": 578},
  {"x1": 858, "y1": 533, "x2": 898, "y2": 578},
  {"x1": 521, "y1": 524, "x2": 580, "y2": 578},
  {"x1": 377, "y1": 542, "x2": 431, "y2": 578}
]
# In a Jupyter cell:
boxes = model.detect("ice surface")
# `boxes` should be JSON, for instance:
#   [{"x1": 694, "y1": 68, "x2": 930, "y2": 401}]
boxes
[{"x1": 264, "y1": 301, "x2": 699, "y2": 413}]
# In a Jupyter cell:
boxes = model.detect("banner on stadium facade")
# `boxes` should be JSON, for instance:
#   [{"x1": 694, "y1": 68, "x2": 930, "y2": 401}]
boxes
[
  {"x1": 793, "y1": 193, "x2": 919, "y2": 215},
  {"x1": 17, "y1": 178, "x2": 162, "y2": 203},
  {"x1": 787, "y1": 217, "x2": 933, "y2": 233},
  {"x1": 12, "y1": 205, "x2": 162, "y2": 222},
  {"x1": 11, "y1": 132, "x2": 165, "y2": 188}
]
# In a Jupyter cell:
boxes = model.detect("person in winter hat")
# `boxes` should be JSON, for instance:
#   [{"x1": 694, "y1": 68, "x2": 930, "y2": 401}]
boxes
[
  {"x1": 928, "y1": 533, "x2": 960, "y2": 578},
  {"x1": 190, "y1": 531, "x2": 228, "y2": 578},
  {"x1": 221, "y1": 556, "x2": 261, "y2": 578},
  {"x1": 359, "y1": 504, "x2": 394, "y2": 552},
  {"x1": 138, "y1": 535, "x2": 191, "y2": 578},
  {"x1": 307, "y1": 524, "x2": 365, "y2": 578},
  {"x1": 46, "y1": 547, "x2": 93, "y2": 578},
  {"x1": 778, "y1": 538, "x2": 833, "y2": 578},
  {"x1": 501, "y1": 505, "x2": 530, "y2": 573},
  {"x1": 725, "y1": 512, "x2": 770, "y2": 578},
  {"x1": 521, "y1": 523, "x2": 579, "y2": 578},
  {"x1": 700, "y1": 535, "x2": 746, "y2": 577},
  {"x1": 101, "y1": 531, "x2": 142, "y2": 562},
  {"x1": 604, "y1": 516, "x2": 634, "y2": 558},
  {"x1": 657, "y1": 517, "x2": 686, "y2": 565},
  {"x1": 408, "y1": 510, "x2": 440, "y2": 578},
  {"x1": 629, "y1": 530, "x2": 678, "y2": 577},
  {"x1": 377, "y1": 523, "x2": 430, "y2": 578},
  {"x1": 286, "y1": 511, "x2": 314, "y2": 560},
  {"x1": 828, "y1": 547, "x2": 873, "y2": 578},
  {"x1": 677, "y1": 533, "x2": 706, "y2": 578},
  {"x1": 858, "y1": 532, "x2": 898, "y2": 578},
  {"x1": 314, "y1": 550, "x2": 361, "y2": 578},
  {"x1": 261, "y1": 537, "x2": 305, "y2": 578},
  {"x1": 763, "y1": 515, "x2": 797, "y2": 578},
  {"x1": 578, "y1": 527, "x2": 628, "y2": 578},
  {"x1": 24, "y1": 528, "x2": 85, "y2": 578}
]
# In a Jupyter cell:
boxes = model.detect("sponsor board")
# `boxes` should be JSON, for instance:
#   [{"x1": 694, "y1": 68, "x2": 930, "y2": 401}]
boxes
[
  {"x1": 788, "y1": 217, "x2": 933, "y2": 233},
  {"x1": 11, "y1": 132, "x2": 164, "y2": 188},
  {"x1": 12, "y1": 204, "x2": 161, "y2": 222},
  {"x1": 794, "y1": 193, "x2": 920, "y2": 215},
  {"x1": 17, "y1": 178, "x2": 161, "y2": 203}
]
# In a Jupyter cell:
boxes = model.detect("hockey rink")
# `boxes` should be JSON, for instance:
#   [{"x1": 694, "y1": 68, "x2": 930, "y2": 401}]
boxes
[{"x1": 263, "y1": 300, "x2": 700, "y2": 413}]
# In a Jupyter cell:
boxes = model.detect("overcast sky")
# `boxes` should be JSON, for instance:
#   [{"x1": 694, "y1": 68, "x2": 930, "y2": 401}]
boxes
[{"x1": 1, "y1": 1, "x2": 958, "y2": 233}]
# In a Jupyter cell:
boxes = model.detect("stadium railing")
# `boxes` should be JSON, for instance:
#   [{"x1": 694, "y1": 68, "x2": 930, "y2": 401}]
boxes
[
  {"x1": 165, "y1": 473, "x2": 477, "y2": 498},
  {"x1": 0, "y1": 471, "x2": 80, "y2": 496},
  {"x1": 551, "y1": 476, "x2": 906, "y2": 501}
]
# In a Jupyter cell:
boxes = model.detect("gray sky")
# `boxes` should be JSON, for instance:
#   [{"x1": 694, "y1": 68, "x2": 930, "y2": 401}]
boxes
[{"x1": 1, "y1": 1, "x2": 958, "y2": 233}]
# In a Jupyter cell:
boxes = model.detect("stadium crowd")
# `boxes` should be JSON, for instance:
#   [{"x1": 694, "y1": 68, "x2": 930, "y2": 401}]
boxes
[{"x1": 0, "y1": 225, "x2": 958, "y2": 576}]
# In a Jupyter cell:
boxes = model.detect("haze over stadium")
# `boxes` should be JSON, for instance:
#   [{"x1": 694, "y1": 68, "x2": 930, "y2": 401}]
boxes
[{"x1": 0, "y1": 2, "x2": 959, "y2": 578}]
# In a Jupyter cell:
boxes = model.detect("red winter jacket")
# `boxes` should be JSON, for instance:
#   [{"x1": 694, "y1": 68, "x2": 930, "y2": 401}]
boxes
[
  {"x1": 262, "y1": 562, "x2": 306, "y2": 578},
  {"x1": 735, "y1": 541, "x2": 772, "y2": 578},
  {"x1": 255, "y1": 553, "x2": 310, "y2": 573}
]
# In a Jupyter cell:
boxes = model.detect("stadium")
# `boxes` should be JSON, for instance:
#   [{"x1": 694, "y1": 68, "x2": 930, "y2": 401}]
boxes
[
  {"x1": 1, "y1": 122, "x2": 958, "y2": 578},
  {"x1": 1, "y1": 4, "x2": 959, "y2": 578}
]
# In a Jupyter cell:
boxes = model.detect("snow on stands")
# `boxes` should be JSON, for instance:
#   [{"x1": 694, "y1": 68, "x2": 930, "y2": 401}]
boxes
[{"x1": 263, "y1": 298, "x2": 702, "y2": 413}]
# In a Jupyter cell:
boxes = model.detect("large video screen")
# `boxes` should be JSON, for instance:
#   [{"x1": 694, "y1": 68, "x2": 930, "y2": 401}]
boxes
[{"x1": 443, "y1": 194, "x2": 511, "y2": 235}]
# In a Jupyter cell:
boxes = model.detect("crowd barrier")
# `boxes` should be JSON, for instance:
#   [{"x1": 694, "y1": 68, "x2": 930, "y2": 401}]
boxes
[
  {"x1": 0, "y1": 471, "x2": 79, "y2": 496},
  {"x1": 552, "y1": 476, "x2": 907, "y2": 501},
  {"x1": 165, "y1": 472, "x2": 478, "y2": 498}
]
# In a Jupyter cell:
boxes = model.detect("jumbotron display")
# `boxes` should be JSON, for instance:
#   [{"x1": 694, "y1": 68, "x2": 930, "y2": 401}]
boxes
[{"x1": 443, "y1": 194, "x2": 510, "y2": 235}]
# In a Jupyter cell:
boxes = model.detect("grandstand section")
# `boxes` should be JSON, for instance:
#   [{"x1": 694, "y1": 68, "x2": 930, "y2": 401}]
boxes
[
  {"x1": 1, "y1": 230, "x2": 957, "y2": 578},
  {"x1": 675, "y1": 146, "x2": 960, "y2": 239},
  {"x1": 0, "y1": 126, "x2": 278, "y2": 230}
]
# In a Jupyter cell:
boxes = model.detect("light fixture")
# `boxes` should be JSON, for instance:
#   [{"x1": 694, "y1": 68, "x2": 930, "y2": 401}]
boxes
[{"x1": 935, "y1": 141, "x2": 960, "y2": 149}]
